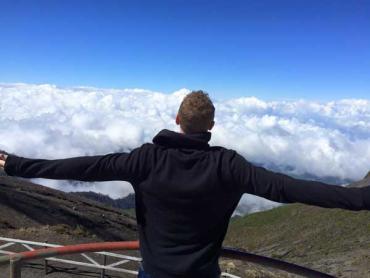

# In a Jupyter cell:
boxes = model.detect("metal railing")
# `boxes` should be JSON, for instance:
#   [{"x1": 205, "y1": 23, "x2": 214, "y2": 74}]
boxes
[
  {"x1": 0, "y1": 236, "x2": 142, "y2": 277},
  {"x1": 0, "y1": 237, "x2": 335, "y2": 278},
  {"x1": 0, "y1": 239, "x2": 140, "y2": 278}
]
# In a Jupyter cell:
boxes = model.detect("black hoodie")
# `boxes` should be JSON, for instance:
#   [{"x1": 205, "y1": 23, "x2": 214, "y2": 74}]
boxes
[{"x1": 4, "y1": 129, "x2": 370, "y2": 277}]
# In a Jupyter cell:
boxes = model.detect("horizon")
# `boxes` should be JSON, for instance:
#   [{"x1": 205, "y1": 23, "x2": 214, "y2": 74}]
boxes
[{"x1": 1, "y1": 81, "x2": 369, "y2": 103}]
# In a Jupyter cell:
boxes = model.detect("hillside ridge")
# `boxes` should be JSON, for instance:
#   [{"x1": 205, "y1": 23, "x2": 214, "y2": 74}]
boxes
[{"x1": 0, "y1": 176, "x2": 137, "y2": 241}]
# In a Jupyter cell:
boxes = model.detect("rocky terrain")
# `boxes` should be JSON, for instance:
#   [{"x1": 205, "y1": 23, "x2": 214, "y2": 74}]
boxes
[
  {"x1": 71, "y1": 191, "x2": 135, "y2": 210},
  {"x1": 0, "y1": 176, "x2": 137, "y2": 241}
]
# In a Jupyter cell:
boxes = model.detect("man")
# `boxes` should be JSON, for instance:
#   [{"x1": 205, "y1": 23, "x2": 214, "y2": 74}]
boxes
[{"x1": 1, "y1": 90, "x2": 369, "y2": 278}]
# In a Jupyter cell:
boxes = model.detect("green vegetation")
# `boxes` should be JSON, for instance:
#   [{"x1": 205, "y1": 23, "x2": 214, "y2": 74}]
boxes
[
  {"x1": 224, "y1": 204, "x2": 370, "y2": 276},
  {"x1": 123, "y1": 208, "x2": 136, "y2": 218},
  {"x1": 53, "y1": 224, "x2": 93, "y2": 237}
]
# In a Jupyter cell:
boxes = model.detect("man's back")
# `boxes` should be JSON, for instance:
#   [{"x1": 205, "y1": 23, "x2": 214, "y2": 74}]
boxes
[{"x1": 135, "y1": 129, "x2": 241, "y2": 277}]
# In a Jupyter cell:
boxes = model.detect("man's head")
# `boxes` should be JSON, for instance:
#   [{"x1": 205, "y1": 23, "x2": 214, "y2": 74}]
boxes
[{"x1": 176, "y1": 90, "x2": 215, "y2": 134}]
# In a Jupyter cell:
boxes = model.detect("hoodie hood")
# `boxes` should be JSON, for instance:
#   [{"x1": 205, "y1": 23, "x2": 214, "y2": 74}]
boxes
[{"x1": 152, "y1": 129, "x2": 211, "y2": 150}]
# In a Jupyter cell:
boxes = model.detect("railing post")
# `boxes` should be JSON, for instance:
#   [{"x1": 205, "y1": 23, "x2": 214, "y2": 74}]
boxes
[
  {"x1": 100, "y1": 254, "x2": 107, "y2": 278},
  {"x1": 9, "y1": 259, "x2": 22, "y2": 278},
  {"x1": 44, "y1": 241, "x2": 49, "y2": 275}
]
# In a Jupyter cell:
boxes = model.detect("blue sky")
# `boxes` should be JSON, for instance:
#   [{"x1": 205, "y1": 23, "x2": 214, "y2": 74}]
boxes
[{"x1": 0, "y1": 0, "x2": 369, "y2": 100}]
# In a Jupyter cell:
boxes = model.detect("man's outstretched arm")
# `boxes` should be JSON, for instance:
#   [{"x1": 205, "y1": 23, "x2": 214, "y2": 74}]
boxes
[
  {"x1": 231, "y1": 153, "x2": 370, "y2": 211},
  {"x1": 0, "y1": 148, "x2": 147, "y2": 183}
]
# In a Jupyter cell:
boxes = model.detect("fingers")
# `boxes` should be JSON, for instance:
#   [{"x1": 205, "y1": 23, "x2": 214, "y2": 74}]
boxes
[{"x1": 0, "y1": 153, "x2": 8, "y2": 168}]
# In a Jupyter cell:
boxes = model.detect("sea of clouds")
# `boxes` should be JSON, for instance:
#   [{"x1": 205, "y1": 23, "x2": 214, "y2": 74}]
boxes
[{"x1": 1, "y1": 83, "x2": 370, "y2": 214}]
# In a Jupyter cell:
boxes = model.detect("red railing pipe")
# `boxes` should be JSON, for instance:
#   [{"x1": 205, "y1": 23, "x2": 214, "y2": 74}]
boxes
[{"x1": 2, "y1": 241, "x2": 140, "y2": 264}]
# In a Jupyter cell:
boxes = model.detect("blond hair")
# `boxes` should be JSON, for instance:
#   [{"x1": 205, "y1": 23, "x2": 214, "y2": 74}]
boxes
[{"x1": 178, "y1": 90, "x2": 215, "y2": 133}]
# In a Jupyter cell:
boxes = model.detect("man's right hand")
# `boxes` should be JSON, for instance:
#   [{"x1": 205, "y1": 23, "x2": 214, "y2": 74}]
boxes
[{"x1": 0, "y1": 153, "x2": 8, "y2": 169}]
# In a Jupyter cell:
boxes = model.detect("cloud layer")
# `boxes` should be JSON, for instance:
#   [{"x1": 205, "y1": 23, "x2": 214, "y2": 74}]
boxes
[{"x1": 1, "y1": 83, "x2": 369, "y2": 212}]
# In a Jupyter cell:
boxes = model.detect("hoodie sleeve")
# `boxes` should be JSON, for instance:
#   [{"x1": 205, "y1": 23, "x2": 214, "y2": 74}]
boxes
[
  {"x1": 4, "y1": 146, "x2": 149, "y2": 183},
  {"x1": 231, "y1": 152, "x2": 370, "y2": 211}
]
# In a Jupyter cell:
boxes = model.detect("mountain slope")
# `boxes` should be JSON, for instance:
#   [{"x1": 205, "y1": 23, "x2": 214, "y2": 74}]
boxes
[
  {"x1": 70, "y1": 191, "x2": 135, "y2": 210},
  {"x1": 0, "y1": 176, "x2": 137, "y2": 241},
  {"x1": 224, "y1": 173, "x2": 370, "y2": 277},
  {"x1": 348, "y1": 171, "x2": 370, "y2": 188},
  {"x1": 225, "y1": 205, "x2": 370, "y2": 277}
]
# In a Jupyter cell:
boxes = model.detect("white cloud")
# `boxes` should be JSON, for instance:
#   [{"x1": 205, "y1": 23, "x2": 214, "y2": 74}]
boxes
[{"x1": 1, "y1": 83, "x2": 369, "y2": 214}]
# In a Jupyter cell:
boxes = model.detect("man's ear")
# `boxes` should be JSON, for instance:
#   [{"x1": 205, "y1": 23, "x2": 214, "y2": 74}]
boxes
[
  {"x1": 209, "y1": 120, "x2": 215, "y2": 131},
  {"x1": 176, "y1": 114, "x2": 180, "y2": 125}
]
